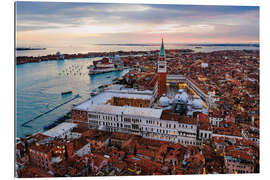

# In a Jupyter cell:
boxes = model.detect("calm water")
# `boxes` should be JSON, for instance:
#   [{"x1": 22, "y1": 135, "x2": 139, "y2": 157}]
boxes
[
  {"x1": 16, "y1": 44, "x2": 259, "y2": 138},
  {"x1": 16, "y1": 57, "x2": 128, "y2": 138},
  {"x1": 16, "y1": 44, "x2": 259, "y2": 57}
]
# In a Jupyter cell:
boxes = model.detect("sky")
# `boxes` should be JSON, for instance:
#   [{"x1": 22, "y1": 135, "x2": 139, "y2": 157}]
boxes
[{"x1": 15, "y1": 2, "x2": 259, "y2": 47}]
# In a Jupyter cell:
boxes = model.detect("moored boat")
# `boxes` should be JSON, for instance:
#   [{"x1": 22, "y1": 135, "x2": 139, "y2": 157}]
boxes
[{"x1": 61, "y1": 91, "x2": 72, "y2": 96}]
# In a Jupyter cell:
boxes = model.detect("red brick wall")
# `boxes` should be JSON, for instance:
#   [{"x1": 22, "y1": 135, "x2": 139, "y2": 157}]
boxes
[
  {"x1": 157, "y1": 72, "x2": 166, "y2": 98},
  {"x1": 66, "y1": 141, "x2": 74, "y2": 160},
  {"x1": 29, "y1": 150, "x2": 52, "y2": 171},
  {"x1": 111, "y1": 97, "x2": 150, "y2": 107},
  {"x1": 72, "y1": 109, "x2": 88, "y2": 123}
]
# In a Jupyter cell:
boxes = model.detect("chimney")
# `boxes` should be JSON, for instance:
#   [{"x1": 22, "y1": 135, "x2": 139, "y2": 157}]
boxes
[{"x1": 66, "y1": 141, "x2": 74, "y2": 160}]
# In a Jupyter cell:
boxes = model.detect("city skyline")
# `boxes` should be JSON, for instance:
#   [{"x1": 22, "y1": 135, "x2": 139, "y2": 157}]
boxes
[{"x1": 16, "y1": 2, "x2": 259, "y2": 47}]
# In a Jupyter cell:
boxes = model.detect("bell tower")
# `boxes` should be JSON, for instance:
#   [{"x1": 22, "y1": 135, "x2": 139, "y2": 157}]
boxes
[{"x1": 156, "y1": 38, "x2": 167, "y2": 98}]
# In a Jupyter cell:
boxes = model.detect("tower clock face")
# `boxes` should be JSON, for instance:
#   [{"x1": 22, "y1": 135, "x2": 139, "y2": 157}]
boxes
[{"x1": 158, "y1": 61, "x2": 166, "y2": 72}]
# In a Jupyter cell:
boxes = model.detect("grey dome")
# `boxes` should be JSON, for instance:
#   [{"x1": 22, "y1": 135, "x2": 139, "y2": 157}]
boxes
[
  {"x1": 114, "y1": 54, "x2": 121, "y2": 60},
  {"x1": 192, "y1": 96, "x2": 203, "y2": 109},
  {"x1": 159, "y1": 94, "x2": 170, "y2": 107},
  {"x1": 175, "y1": 89, "x2": 189, "y2": 104}
]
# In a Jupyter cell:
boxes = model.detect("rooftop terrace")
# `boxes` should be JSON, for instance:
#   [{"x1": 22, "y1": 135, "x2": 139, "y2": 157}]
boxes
[
  {"x1": 87, "y1": 104, "x2": 163, "y2": 119},
  {"x1": 74, "y1": 85, "x2": 153, "y2": 111},
  {"x1": 42, "y1": 122, "x2": 78, "y2": 138}
]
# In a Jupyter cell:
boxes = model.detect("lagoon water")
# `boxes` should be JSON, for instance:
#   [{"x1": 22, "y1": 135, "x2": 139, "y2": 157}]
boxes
[
  {"x1": 16, "y1": 43, "x2": 259, "y2": 57},
  {"x1": 15, "y1": 44, "x2": 259, "y2": 138},
  {"x1": 16, "y1": 57, "x2": 128, "y2": 138}
]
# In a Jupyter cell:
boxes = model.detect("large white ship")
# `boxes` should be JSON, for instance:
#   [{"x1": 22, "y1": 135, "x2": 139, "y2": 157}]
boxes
[{"x1": 88, "y1": 54, "x2": 125, "y2": 75}]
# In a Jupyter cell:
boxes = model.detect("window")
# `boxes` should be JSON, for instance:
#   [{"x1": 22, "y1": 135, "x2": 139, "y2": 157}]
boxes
[{"x1": 159, "y1": 65, "x2": 165, "y2": 69}]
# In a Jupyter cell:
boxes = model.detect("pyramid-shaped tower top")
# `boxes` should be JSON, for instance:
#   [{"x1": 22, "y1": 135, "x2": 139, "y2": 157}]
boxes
[{"x1": 159, "y1": 38, "x2": 165, "y2": 57}]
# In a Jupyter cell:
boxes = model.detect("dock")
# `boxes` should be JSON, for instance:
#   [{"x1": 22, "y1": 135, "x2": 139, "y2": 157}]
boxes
[{"x1": 22, "y1": 94, "x2": 80, "y2": 128}]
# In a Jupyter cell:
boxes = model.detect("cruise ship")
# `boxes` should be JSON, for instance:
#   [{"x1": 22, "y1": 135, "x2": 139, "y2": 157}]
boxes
[{"x1": 88, "y1": 54, "x2": 125, "y2": 75}]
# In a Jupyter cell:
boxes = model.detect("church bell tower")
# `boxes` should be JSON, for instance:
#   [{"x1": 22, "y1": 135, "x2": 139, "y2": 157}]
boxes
[{"x1": 156, "y1": 38, "x2": 167, "y2": 98}]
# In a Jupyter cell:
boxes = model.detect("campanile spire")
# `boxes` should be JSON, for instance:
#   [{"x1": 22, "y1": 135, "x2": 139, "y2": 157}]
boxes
[
  {"x1": 155, "y1": 38, "x2": 167, "y2": 98},
  {"x1": 159, "y1": 38, "x2": 165, "y2": 57}
]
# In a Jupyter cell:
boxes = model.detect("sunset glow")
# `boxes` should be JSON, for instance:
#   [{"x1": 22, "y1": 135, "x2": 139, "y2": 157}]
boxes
[{"x1": 16, "y1": 2, "x2": 259, "y2": 47}]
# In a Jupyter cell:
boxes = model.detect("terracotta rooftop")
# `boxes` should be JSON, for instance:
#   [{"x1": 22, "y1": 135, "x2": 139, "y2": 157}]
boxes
[
  {"x1": 136, "y1": 148, "x2": 156, "y2": 158},
  {"x1": 72, "y1": 136, "x2": 89, "y2": 152},
  {"x1": 226, "y1": 150, "x2": 254, "y2": 162},
  {"x1": 161, "y1": 110, "x2": 197, "y2": 125},
  {"x1": 161, "y1": 110, "x2": 180, "y2": 121},
  {"x1": 111, "y1": 132, "x2": 133, "y2": 141}
]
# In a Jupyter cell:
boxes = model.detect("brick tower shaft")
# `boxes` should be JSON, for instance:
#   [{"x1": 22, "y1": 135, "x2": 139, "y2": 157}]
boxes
[{"x1": 156, "y1": 38, "x2": 167, "y2": 98}]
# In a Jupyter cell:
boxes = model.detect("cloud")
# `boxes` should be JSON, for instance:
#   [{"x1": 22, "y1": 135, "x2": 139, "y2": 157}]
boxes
[{"x1": 15, "y1": 2, "x2": 259, "y2": 44}]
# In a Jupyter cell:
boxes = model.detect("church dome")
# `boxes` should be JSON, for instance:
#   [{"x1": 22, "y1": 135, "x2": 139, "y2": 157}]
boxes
[
  {"x1": 114, "y1": 54, "x2": 121, "y2": 60},
  {"x1": 192, "y1": 96, "x2": 203, "y2": 109},
  {"x1": 159, "y1": 94, "x2": 170, "y2": 107},
  {"x1": 174, "y1": 89, "x2": 189, "y2": 104}
]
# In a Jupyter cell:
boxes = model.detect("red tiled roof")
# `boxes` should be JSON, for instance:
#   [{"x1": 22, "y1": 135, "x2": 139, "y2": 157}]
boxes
[
  {"x1": 213, "y1": 136, "x2": 224, "y2": 144},
  {"x1": 161, "y1": 110, "x2": 197, "y2": 125},
  {"x1": 226, "y1": 150, "x2": 253, "y2": 162},
  {"x1": 111, "y1": 132, "x2": 132, "y2": 141},
  {"x1": 27, "y1": 167, "x2": 54, "y2": 177},
  {"x1": 136, "y1": 148, "x2": 156, "y2": 158},
  {"x1": 161, "y1": 110, "x2": 180, "y2": 121},
  {"x1": 179, "y1": 116, "x2": 197, "y2": 125}
]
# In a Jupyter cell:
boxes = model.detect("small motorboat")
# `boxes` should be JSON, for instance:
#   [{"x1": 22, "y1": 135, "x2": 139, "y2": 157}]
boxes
[
  {"x1": 61, "y1": 91, "x2": 72, "y2": 96},
  {"x1": 90, "y1": 90, "x2": 99, "y2": 96}
]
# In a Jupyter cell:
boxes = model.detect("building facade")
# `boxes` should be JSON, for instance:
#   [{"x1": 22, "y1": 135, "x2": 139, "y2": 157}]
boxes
[{"x1": 72, "y1": 104, "x2": 203, "y2": 146}]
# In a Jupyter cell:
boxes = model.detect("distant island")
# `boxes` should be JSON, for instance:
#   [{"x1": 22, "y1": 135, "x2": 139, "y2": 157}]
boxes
[
  {"x1": 96, "y1": 43, "x2": 159, "y2": 46},
  {"x1": 97, "y1": 43, "x2": 259, "y2": 48},
  {"x1": 15, "y1": 48, "x2": 194, "y2": 65},
  {"x1": 187, "y1": 43, "x2": 259, "y2": 47},
  {"x1": 16, "y1": 47, "x2": 46, "y2": 51}
]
